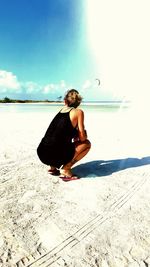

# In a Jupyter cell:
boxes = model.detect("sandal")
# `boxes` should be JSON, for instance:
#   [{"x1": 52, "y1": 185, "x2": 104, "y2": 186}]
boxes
[
  {"x1": 48, "y1": 168, "x2": 60, "y2": 176},
  {"x1": 59, "y1": 174, "x2": 80, "y2": 182}
]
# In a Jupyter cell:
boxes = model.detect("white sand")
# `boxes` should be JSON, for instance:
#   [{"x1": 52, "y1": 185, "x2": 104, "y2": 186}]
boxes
[{"x1": 0, "y1": 108, "x2": 150, "y2": 267}]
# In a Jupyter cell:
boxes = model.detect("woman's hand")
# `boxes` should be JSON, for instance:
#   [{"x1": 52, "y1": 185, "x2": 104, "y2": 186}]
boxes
[
  {"x1": 72, "y1": 129, "x2": 87, "y2": 143},
  {"x1": 72, "y1": 136, "x2": 79, "y2": 142}
]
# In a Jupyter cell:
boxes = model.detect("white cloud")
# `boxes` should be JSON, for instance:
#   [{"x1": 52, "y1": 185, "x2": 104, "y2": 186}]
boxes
[
  {"x1": 43, "y1": 84, "x2": 55, "y2": 94},
  {"x1": 82, "y1": 80, "x2": 91, "y2": 90},
  {"x1": 24, "y1": 82, "x2": 41, "y2": 94},
  {"x1": 0, "y1": 70, "x2": 20, "y2": 91},
  {"x1": 0, "y1": 72, "x2": 69, "y2": 99},
  {"x1": 60, "y1": 80, "x2": 66, "y2": 88},
  {"x1": 0, "y1": 71, "x2": 109, "y2": 101},
  {"x1": 42, "y1": 81, "x2": 68, "y2": 97}
]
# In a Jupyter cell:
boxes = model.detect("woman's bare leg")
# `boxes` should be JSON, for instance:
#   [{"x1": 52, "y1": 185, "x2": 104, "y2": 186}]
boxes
[
  {"x1": 48, "y1": 166, "x2": 60, "y2": 175},
  {"x1": 49, "y1": 166, "x2": 56, "y2": 171},
  {"x1": 61, "y1": 140, "x2": 91, "y2": 176}
]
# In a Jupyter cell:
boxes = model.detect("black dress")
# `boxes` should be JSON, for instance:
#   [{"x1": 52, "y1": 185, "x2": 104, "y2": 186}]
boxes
[{"x1": 37, "y1": 108, "x2": 78, "y2": 168}]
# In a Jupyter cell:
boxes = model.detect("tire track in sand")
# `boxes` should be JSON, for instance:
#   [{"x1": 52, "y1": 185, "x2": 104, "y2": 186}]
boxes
[{"x1": 14, "y1": 175, "x2": 148, "y2": 267}]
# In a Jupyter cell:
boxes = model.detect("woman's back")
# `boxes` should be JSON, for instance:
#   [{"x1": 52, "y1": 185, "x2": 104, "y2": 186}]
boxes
[{"x1": 41, "y1": 108, "x2": 77, "y2": 147}]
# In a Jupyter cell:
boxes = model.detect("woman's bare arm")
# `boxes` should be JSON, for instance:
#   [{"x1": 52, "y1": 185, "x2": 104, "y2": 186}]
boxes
[{"x1": 77, "y1": 109, "x2": 87, "y2": 142}]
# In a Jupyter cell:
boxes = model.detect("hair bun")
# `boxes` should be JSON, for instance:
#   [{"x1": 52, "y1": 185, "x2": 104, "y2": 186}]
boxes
[{"x1": 64, "y1": 89, "x2": 83, "y2": 108}]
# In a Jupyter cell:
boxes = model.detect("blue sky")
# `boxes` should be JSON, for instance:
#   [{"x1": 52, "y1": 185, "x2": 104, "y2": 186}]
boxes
[
  {"x1": 0, "y1": 0, "x2": 149, "y2": 101},
  {"x1": 0, "y1": 0, "x2": 97, "y2": 100}
]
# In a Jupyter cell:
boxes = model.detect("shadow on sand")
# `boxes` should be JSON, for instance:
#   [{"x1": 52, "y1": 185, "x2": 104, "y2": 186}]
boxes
[{"x1": 72, "y1": 156, "x2": 150, "y2": 178}]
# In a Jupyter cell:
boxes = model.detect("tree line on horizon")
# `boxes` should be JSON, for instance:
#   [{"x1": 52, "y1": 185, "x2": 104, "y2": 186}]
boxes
[{"x1": 0, "y1": 96, "x2": 63, "y2": 103}]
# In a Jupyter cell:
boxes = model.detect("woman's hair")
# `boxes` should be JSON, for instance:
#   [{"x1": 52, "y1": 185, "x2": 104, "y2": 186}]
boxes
[{"x1": 64, "y1": 89, "x2": 83, "y2": 108}]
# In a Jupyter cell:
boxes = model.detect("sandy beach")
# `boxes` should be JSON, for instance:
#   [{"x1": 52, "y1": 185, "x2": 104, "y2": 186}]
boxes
[{"x1": 0, "y1": 107, "x2": 150, "y2": 267}]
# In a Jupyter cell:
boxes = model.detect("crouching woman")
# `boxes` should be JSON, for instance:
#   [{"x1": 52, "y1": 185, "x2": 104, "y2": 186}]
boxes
[{"x1": 37, "y1": 89, "x2": 91, "y2": 180}]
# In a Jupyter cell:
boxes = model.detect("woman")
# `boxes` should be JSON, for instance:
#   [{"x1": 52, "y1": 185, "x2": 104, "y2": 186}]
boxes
[{"x1": 37, "y1": 89, "x2": 91, "y2": 180}]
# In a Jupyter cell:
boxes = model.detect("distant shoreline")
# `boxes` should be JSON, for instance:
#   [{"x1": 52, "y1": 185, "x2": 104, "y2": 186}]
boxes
[
  {"x1": 0, "y1": 100, "x2": 63, "y2": 104},
  {"x1": 0, "y1": 102, "x2": 63, "y2": 104},
  {"x1": 0, "y1": 99, "x2": 130, "y2": 104}
]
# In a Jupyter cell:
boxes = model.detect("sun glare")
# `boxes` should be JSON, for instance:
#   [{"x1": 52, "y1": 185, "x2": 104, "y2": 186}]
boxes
[{"x1": 86, "y1": 0, "x2": 150, "y2": 109}]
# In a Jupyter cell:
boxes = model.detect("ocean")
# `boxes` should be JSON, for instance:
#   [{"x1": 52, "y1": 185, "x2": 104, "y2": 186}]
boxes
[{"x1": 0, "y1": 101, "x2": 129, "y2": 114}]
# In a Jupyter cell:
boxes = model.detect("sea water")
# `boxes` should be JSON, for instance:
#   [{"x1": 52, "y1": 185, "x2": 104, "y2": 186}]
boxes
[{"x1": 0, "y1": 101, "x2": 129, "y2": 114}]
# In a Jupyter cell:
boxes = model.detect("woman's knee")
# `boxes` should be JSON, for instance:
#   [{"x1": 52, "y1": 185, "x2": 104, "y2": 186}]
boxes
[
  {"x1": 85, "y1": 139, "x2": 91, "y2": 149},
  {"x1": 81, "y1": 139, "x2": 91, "y2": 151},
  {"x1": 75, "y1": 139, "x2": 91, "y2": 151}
]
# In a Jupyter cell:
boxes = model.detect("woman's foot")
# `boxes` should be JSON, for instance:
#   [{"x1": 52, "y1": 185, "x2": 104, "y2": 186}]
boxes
[
  {"x1": 59, "y1": 169, "x2": 79, "y2": 181},
  {"x1": 60, "y1": 168, "x2": 72, "y2": 177},
  {"x1": 48, "y1": 167, "x2": 60, "y2": 176}
]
